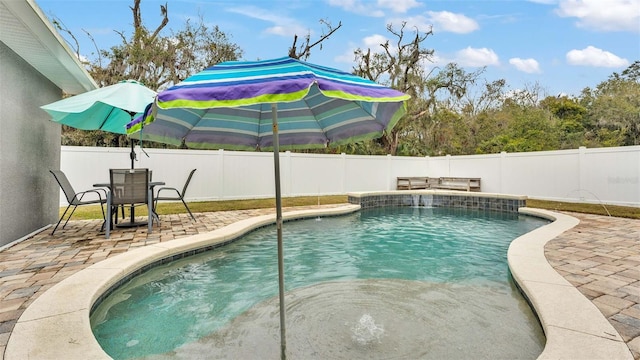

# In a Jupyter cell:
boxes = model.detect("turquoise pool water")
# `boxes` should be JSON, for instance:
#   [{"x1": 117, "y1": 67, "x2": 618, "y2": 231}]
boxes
[{"x1": 91, "y1": 207, "x2": 549, "y2": 359}]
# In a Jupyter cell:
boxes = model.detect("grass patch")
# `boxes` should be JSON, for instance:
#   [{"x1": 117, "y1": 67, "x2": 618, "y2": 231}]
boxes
[
  {"x1": 525, "y1": 198, "x2": 640, "y2": 219},
  {"x1": 61, "y1": 195, "x2": 349, "y2": 220},
  {"x1": 60, "y1": 195, "x2": 639, "y2": 220}
]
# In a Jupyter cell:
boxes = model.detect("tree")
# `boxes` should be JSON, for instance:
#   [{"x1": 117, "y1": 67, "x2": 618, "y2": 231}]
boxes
[
  {"x1": 469, "y1": 82, "x2": 562, "y2": 154},
  {"x1": 86, "y1": 1, "x2": 243, "y2": 90},
  {"x1": 581, "y1": 61, "x2": 640, "y2": 146},
  {"x1": 351, "y1": 22, "x2": 435, "y2": 155},
  {"x1": 352, "y1": 22, "x2": 483, "y2": 155},
  {"x1": 540, "y1": 95, "x2": 587, "y2": 149},
  {"x1": 476, "y1": 100, "x2": 560, "y2": 153},
  {"x1": 456, "y1": 79, "x2": 509, "y2": 153},
  {"x1": 52, "y1": 0, "x2": 243, "y2": 147}
]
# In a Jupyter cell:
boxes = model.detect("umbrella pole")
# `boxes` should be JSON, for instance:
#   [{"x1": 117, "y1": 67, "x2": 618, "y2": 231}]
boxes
[
  {"x1": 129, "y1": 114, "x2": 136, "y2": 223},
  {"x1": 130, "y1": 140, "x2": 135, "y2": 169},
  {"x1": 128, "y1": 112, "x2": 137, "y2": 170},
  {"x1": 271, "y1": 104, "x2": 287, "y2": 360}
]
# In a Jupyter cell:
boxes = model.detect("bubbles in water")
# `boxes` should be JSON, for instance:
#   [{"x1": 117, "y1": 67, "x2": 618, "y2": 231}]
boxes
[{"x1": 351, "y1": 314, "x2": 384, "y2": 345}]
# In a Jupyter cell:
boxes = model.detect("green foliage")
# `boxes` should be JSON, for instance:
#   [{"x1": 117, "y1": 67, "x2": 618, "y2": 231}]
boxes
[
  {"x1": 56, "y1": 0, "x2": 243, "y2": 147},
  {"x1": 590, "y1": 127, "x2": 626, "y2": 147},
  {"x1": 332, "y1": 141, "x2": 387, "y2": 155},
  {"x1": 539, "y1": 95, "x2": 588, "y2": 148},
  {"x1": 579, "y1": 60, "x2": 640, "y2": 146},
  {"x1": 86, "y1": 1, "x2": 243, "y2": 90},
  {"x1": 475, "y1": 101, "x2": 561, "y2": 153}
]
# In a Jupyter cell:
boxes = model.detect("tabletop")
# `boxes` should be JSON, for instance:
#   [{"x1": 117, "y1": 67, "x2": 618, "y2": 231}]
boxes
[{"x1": 93, "y1": 181, "x2": 165, "y2": 188}]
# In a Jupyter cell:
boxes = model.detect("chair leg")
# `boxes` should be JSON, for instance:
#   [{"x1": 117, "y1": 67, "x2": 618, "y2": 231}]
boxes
[
  {"x1": 51, "y1": 204, "x2": 73, "y2": 235},
  {"x1": 111, "y1": 206, "x2": 120, "y2": 226},
  {"x1": 61, "y1": 205, "x2": 80, "y2": 230},
  {"x1": 106, "y1": 194, "x2": 112, "y2": 239},
  {"x1": 181, "y1": 198, "x2": 196, "y2": 221},
  {"x1": 100, "y1": 204, "x2": 108, "y2": 232},
  {"x1": 111, "y1": 205, "x2": 125, "y2": 224},
  {"x1": 147, "y1": 189, "x2": 153, "y2": 234},
  {"x1": 153, "y1": 198, "x2": 159, "y2": 225}
]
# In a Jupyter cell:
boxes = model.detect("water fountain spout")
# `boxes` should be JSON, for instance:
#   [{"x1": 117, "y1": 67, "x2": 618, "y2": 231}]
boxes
[{"x1": 351, "y1": 314, "x2": 384, "y2": 345}]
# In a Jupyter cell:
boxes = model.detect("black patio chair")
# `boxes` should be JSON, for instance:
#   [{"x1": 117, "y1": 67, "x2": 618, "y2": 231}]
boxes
[
  {"x1": 154, "y1": 168, "x2": 197, "y2": 221},
  {"x1": 105, "y1": 168, "x2": 153, "y2": 238},
  {"x1": 50, "y1": 169, "x2": 107, "y2": 235}
]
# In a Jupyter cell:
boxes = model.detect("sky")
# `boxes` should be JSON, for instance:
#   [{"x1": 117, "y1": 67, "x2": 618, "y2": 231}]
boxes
[{"x1": 35, "y1": 0, "x2": 640, "y2": 97}]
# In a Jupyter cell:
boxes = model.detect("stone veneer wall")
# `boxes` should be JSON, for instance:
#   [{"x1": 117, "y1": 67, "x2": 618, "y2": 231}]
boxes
[{"x1": 348, "y1": 192, "x2": 526, "y2": 213}]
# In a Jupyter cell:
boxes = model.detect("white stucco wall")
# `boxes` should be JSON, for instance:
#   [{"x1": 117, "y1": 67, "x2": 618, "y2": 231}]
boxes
[{"x1": 0, "y1": 42, "x2": 61, "y2": 246}]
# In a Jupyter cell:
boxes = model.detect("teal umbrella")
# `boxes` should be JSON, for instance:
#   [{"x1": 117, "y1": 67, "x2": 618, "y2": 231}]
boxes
[
  {"x1": 126, "y1": 57, "x2": 410, "y2": 359},
  {"x1": 42, "y1": 79, "x2": 157, "y2": 168}
]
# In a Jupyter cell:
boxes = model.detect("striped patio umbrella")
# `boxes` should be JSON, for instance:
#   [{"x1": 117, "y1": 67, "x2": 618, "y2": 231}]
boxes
[
  {"x1": 126, "y1": 56, "x2": 410, "y2": 359},
  {"x1": 127, "y1": 57, "x2": 409, "y2": 150}
]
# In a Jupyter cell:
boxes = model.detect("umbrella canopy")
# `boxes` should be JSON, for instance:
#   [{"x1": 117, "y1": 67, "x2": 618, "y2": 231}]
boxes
[
  {"x1": 42, "y1": 79, "x2": 157, "y2": 135},
  {"x1": 126, "y1": 57, "x2": 410, "y2": 359},
  {"x1": 127, "y1": 57, "x2": 409, "y2": 150},
  {"x1": 42, "y1": 79, "x2": 157, "y2": 169}
]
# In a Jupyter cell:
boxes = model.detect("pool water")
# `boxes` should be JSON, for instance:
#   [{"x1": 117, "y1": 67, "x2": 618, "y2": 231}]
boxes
[{"x1": 91, "y1": 206, "x2": 549, "y2": 359}]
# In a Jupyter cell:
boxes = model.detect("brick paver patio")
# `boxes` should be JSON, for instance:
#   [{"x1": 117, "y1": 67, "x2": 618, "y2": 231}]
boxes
[
  {"x1": 0, "y1": 207, "x2": 638, "y2": 359},
  {"x1": 545, "y1": 213, "x2": 640, "y2": 359}
]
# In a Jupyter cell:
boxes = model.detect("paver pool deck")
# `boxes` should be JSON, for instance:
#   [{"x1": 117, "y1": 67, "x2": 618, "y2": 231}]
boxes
[{"x1": 0, "y1": 205, "x2": 638, "y2": 359}]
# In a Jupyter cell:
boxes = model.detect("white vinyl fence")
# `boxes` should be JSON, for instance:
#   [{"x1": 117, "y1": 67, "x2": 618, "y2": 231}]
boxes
[{"x1": 60, "y1": 145, "x2": 640, "y2": 208}]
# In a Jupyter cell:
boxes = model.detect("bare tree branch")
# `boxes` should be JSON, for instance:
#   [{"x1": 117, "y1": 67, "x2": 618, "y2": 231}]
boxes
[
  {"x1": 82, "y1": 29, "x2": 102, "y2": 67},
  {"x1": 51, "y1": 16, "x2": 81, "y2": 57},
  {"x1": 150, "y1": 3, "x2": 169, "y2": 41},
  {"x1": 289, "y1": 19, "x2": 342, "y2": 60}
]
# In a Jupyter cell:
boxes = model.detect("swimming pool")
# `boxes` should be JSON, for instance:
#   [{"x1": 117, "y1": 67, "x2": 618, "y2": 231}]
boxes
[{"x1": 91, "y1": 206, "x2": 549, "y2": 359}]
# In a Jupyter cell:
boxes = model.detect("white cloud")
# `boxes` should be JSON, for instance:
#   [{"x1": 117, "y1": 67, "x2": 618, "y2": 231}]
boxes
[
  {"x1": 566, "y1": 46, "x2": 630, "y2": 67},
  {"x1": 327, "y1": 0, "x2": 419, "y2": 16},
  {"x1": 377, "y1": 0, "x2": 421, "y2": 13},
  {"x1": 327, "y1": 0, "x2": 385, "y2": 17},
  {"x1": 228, "y1": 6, "x2": 309, "y2": 37},
  {"x1": 555, "y1": 0, "x2": 640, "y2": 32},
  {"x1": 335, "y1": 48, "x2": 358, "y2": 64},
  {"x1": 334, "y1": 34, "x2": 392, "y2": 65},
  {"x1": 363, "y1": 34, "x2": 390, "y2": 51},
  {"x1": 265, "y1": 25, "x2": 307, "y2": 37},
  {"x1": 509, "y1": 58, "x2": 542, "y2": 73},
  {"x1": 334, "y1": 28, "x2": 409, "y2": 67},
  {"x1": 426, "y1": 11, "x2": 479, "y2": 34},
  {"x1": 455, "y1": 47, "x2": 500, "y2": 67}
]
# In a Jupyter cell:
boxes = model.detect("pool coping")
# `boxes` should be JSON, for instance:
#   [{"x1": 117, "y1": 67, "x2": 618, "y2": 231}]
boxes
[
  {"x1": 4, "y1": 202, "x2": 633, "y2": 359},
  {"x1": 510, "y1": 207, "x2": 632, "y2": 359}
]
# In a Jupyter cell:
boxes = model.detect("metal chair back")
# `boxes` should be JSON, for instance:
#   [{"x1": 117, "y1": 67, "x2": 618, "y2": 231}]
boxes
[
  {"x1": 50, "y1": 169, "x2": 79, "y2": 204},
  {"x1": 181, "y1": 169, "x2": 197, "y2": 196},
  {"x1": 154, "y1": 168, "x2": 197, "y2": 221},
  {"x1": 49, "y1": 169, "x2": 107, "y2": 234},
  {"x1": 109, "y1": 169, "x2": 149, "y2": 206}
]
